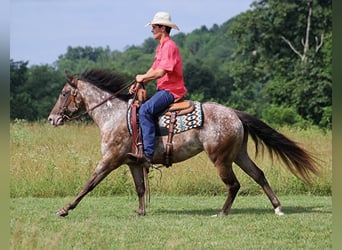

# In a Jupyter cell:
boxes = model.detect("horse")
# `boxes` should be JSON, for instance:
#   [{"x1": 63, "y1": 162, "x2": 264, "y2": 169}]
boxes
[{"x1": 48, "y1": 68, "x2": 319, "y2": 217}]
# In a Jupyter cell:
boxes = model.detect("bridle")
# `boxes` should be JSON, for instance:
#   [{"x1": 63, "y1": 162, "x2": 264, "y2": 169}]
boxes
[
  {"x1": 58, "y1": 88, "x2": 79, "y2": 121},
  {"x1": 58, "y1": 77, "x2": 136, "y2": 122},
  {"x1": 58, "y1": 77, "x2": 151, "y2": 203}
]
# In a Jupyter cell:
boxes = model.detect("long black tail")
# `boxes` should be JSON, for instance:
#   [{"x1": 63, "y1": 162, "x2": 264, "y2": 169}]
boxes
[{"x1": 235, "y1": 110, "x2": 320, "y2": 184}]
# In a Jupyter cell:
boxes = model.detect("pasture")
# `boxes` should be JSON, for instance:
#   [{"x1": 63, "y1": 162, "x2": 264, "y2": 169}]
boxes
[
  {"x1": 10, "y1": 121, "x2": 331, "y2": 197},
  {"x1": 10, "y1": 121, "x2": 332, "y2": 248},
  {"x1": 11, "y1": 195, "x2": 331, "y2": 249}
]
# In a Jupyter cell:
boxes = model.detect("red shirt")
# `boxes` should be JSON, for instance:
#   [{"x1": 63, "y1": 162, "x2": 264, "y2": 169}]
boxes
[{"x1": 152, "y1": 36, "x2": 187, "y2": 99}]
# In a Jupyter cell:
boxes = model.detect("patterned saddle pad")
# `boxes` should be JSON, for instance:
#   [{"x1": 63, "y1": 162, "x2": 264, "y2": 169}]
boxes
[{"x1": 127, "y1": 100, "x2": 203, "y2": 136}]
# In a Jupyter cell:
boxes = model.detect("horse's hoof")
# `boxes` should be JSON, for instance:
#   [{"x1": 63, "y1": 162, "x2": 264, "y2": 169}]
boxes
[
  {"x1": 130, "y1": 212, "x2": 145, "y2": 217},
  {"x1": 56, "y1": 208, "x2": 69, "y2": 217},
  {"x1": 212, "y1": 211, "x2": 227, "y2": 217},
  {"x1": 274, "y1": 206, "x2": 285, "y2": 216},
  {"x1": 130, "y1": 210, "x2": 146, "y2": 217}
]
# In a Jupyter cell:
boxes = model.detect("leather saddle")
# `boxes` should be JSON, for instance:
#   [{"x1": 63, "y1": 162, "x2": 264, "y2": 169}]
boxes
[
  {"x1": 130, "y1": 88, "x2": 195, "y2": 167},
  {"x1": 164, "y1": 100, "x2": 195, "y2": 116}
]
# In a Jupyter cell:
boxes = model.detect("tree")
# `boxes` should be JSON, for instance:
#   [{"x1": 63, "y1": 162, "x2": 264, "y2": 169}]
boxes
[
  {"x1": 26, "y1": 65, "x2": 64, "y2": 120},
  {"x1": 228, "y1": 0, "x2": 331, "y2": 126},
  {"x1": 10, "y1": 60, "x2": 64, "y2": 121},
  {"x1": 184, "y1": 58, "x2": 216, "y2": 101},
  {"x1": 10, "y1": 60, "x2": 31, "y2": 120},
  {"x1": 11, "y1": 0, "x2": 331, "y2": 128}
]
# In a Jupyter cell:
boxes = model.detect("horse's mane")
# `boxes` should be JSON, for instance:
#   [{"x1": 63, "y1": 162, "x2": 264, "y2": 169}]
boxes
[{"x1": 79, "y1": 68, "x2": 132, "y2": 100}]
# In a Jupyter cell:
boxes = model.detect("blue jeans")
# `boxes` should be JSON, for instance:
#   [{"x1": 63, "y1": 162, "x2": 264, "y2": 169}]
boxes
[{"x1": 139, "y1": 90, "x2": 174, "y2": 158}]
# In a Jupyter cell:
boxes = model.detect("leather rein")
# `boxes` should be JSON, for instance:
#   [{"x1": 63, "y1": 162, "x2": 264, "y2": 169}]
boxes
[{"x1": 62, "y1": 78, "x2": 136, "y2": 122}]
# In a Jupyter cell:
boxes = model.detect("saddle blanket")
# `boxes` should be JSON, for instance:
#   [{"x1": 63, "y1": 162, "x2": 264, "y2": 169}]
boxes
[{"x1": 127, "y1": 100, "x2": 203, "y2": 135}]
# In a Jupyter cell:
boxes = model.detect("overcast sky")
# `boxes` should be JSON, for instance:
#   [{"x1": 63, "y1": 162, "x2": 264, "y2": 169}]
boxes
[{"x1": 10, "y1": 0, "x2": 254, "y2": 65}]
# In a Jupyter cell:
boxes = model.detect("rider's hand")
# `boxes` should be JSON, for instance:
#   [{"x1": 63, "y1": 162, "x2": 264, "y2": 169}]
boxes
[
  {"x1": 136, "y1": 74, "x2": 145, "y2": 83},
  {"x1": 129, "y1": 84, "x2": 137, "y2": 94}
]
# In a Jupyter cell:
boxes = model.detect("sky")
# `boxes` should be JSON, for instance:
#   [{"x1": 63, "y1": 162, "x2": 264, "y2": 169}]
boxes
[{"x1": 10, "y1": 0, "x2": 255, "y2": 66}]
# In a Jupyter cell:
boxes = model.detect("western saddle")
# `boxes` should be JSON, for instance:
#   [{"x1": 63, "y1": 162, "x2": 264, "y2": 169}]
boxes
[{"x1": 129, "y1": 86, "x2": 195, "y2": 167}]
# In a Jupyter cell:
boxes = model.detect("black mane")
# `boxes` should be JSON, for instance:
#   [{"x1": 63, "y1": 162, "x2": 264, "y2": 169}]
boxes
[{"x1": 79, "y1": 68, "x2": 132, "y2": 100}]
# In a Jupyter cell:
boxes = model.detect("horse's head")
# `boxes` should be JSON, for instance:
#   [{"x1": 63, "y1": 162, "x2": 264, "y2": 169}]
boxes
[{"x1": 48, "y1": 75, "x2": 84, "y2": 126}]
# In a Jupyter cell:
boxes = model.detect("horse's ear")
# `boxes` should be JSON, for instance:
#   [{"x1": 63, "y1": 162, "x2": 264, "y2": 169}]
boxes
[
  {"x1": 66, "y1": 78, "x2": 74, "y2": 86},
  {"x1": 65, "y1": 70, "x2": 77, "y2": 88},
  {"x1": 65, "y1": 70, "x2": 73, "y2": 80}
]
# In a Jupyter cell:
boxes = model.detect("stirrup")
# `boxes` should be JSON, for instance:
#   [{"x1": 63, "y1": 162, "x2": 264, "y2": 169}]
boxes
[{"x1": 127, "y1": 152, "x2": 151, "y2": 163}]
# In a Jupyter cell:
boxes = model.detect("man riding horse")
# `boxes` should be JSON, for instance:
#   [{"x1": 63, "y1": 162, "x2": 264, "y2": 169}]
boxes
[
  {"x1": 127, "y1": 11, "x2": 187, "y2": 164},
  {"x1": 48, "y1": 12, "x2": 319, "y2": 218}
]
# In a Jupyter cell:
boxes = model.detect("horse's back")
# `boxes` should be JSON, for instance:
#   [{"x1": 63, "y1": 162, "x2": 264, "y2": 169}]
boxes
[
  {"x1": 159, "y1": 101, "x2": 244, "y2": 163},
  {"x1": 199, "y1": 102, "x2": 244, "y2": 157},
  {"x1": 201, "y1": 102, "x2": 243, "y2": 134}
]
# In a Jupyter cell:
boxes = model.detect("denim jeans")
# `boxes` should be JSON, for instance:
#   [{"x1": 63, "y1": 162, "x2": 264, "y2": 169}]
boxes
[{"x1": 139, "y1": 90, "x2": 174, "y2": 158}]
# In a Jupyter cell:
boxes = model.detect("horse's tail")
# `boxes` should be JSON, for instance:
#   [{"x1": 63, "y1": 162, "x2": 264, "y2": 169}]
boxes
[{"x1": 235, "y1": 110, "x2": 320, "y2": 184}]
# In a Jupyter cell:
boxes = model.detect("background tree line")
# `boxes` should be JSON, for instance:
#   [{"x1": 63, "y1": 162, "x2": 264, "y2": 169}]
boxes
[{"x1": 10, "y1": 0, "x2": 332, "y2": 129}]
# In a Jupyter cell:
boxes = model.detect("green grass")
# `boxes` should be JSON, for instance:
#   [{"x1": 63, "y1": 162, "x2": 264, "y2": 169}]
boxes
[
  {"x1": 9, "y1": 120, "x2": 333, "y2": 249},
  {"x1": 10, "y1": 195, "x2": 331, "y2": 249},
  {"x1": 10, "y1": 121, "x2": 332, "y2": 197}
]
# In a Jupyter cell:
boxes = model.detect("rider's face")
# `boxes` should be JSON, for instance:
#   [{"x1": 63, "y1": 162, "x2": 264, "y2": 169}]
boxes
[{"x1": 151, "y1": 25, "x2": 164, "y2": 40}]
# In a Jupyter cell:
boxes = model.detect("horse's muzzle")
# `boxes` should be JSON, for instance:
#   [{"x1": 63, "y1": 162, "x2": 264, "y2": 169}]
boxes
[{"x1": 48, "y1": 114, "x2": 64, "y2": 127}]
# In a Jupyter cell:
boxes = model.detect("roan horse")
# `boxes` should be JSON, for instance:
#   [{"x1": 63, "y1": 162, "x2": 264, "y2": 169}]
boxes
[{"x1": 48, "y1": 68, "x2": 319, "y2": 217}]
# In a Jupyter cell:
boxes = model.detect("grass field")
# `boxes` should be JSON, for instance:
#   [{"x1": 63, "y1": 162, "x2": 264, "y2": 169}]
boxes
[
  {"x1": 10, "y1": 195, "x2": 331, "y2": 249},
  {"x1": 10, "y1": 121, "x2": 332, "y2": 197},
  {"x1": 10, "y1": 121, "x2": 332, "y2": 248}
]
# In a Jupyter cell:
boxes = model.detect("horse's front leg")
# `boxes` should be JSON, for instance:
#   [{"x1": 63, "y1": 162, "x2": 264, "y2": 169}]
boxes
[
  {"x1": 128, "y1": 164, "x2": 146, "y2": 216},
  {"x1": 56, "y1": 158, "x2": 118, "y2": 217}
]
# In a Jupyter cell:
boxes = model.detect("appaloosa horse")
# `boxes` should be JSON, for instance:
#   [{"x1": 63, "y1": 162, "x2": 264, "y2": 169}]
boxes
[{"x1": 48, "y1": 68, "x2": 319, "y2": 217}]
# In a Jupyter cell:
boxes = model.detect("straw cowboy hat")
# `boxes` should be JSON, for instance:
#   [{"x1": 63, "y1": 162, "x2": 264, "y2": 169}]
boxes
[{"x1": 146, "y1": 11, "x2": 180, "y2": 30}]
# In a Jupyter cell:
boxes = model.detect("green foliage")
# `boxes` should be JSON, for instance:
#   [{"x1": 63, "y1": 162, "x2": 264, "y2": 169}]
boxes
[
  {"x1": 10, "y1": 0, "x2": 331, "y2": 128},
  {"x1": 228, "y1": 0, "x2": 332, "y2": 126},
  {"x1": 10, "y1": 61, "x2": 64, "y2": 121},
  {"x1": 261, "y1": 104, "x2": 307, "y2": 128},
  {"x1": 10, "y1": 60, "x2": 29, "y2": 120}
]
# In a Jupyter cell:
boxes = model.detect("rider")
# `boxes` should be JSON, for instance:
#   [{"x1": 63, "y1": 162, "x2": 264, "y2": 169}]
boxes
[{"x1": 127, "y1": 11, "x2": 187, "y2": 163}]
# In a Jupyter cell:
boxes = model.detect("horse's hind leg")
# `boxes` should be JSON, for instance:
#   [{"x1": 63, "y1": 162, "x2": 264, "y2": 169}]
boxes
[
  {"x1": 215, "y1": 161, "x2": 240, "y2": 216},
  {"x1": 235, "y1": 150, "x2": 284, "y2": 216}
]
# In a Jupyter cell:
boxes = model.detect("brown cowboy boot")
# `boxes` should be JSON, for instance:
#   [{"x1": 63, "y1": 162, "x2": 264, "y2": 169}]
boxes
[{"x1": 127, "y1": 152, "x2": 151, "y2": 164}]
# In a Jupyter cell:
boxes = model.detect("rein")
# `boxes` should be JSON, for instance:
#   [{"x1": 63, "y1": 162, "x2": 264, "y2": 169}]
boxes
[
  {"x1": 62, "y1": 78, "x2": 152, "y2": 208},
  {"x1": 58, "y1": 90, "x2": 75, "y2": 119},
  {"x1": 65, "y1": 79, "x2": 136, "y2": 122}
]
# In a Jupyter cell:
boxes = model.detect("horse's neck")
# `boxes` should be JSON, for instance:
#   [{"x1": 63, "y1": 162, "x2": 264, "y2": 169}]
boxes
[{"x1": 78, "y1": 81, "x2": 127, "y2": 128}]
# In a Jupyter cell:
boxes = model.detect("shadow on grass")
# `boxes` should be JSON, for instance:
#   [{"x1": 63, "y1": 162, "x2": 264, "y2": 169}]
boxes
[{"x1": 151, "y1": 205, "x2": 331, "y2": 216}]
